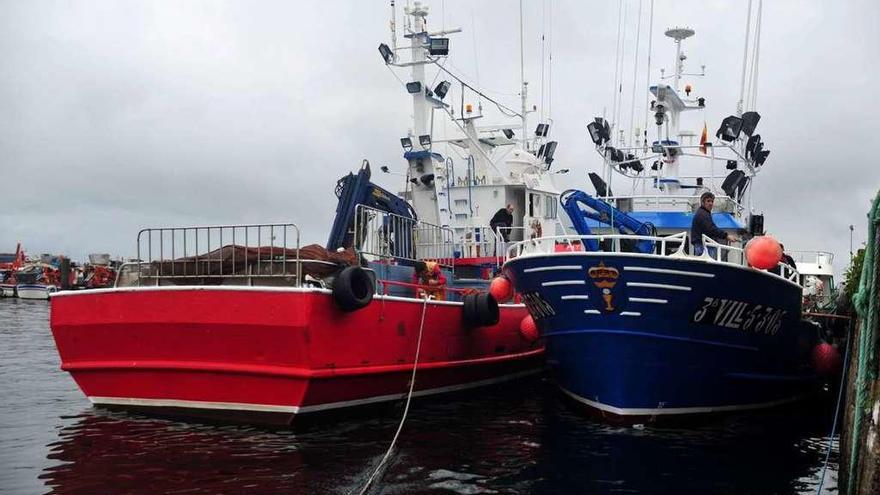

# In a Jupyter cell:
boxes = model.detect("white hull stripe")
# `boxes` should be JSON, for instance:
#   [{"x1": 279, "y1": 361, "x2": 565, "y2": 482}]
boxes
[
  {"x1": 542, "y1": 280, "x2": 586, "y2": 287},
  {"x1": 561, "y1": 295, "x2": 590, "y2": 300},
  {"x1": 623, "y1": 266, "x2": 714, "y2": 278},
  {"x1": 628, "y1": 297, "x2": 667, "y2": 304},
  {"x1": 49, "y1": 285, "x2": 526, "y2": 309},
  {"x1": 558, "y1": 386, "x2": 808, "y2": 416},
  {"x1": 524, "y1": 265, "x2": 583, "y2": 273},
  {"x1": 626, "y1": 282, "x2": 691, "y2": 291},
  {"x1": 584, "y1": 309, "x2": 601, "y2": 315},
  {"x1": 620, "y1": 311, "x2": 641, "y2": 317},
  {"x1": 88, "y1": 369, "x2": 542, "y2": 415}
]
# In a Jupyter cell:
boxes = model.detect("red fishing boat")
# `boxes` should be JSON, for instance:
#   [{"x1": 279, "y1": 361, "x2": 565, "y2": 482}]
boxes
[{"x1": 49, "y1": 2, "x2": 565, "y2": 424}]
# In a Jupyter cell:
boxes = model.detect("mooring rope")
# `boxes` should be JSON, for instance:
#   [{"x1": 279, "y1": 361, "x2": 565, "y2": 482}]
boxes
[
  {"x1": 355, "y1": 295, "x2": 430, "y2": 495},
  {"x1": 816, "y1": 318, "x2": 853, "y2": 494}
]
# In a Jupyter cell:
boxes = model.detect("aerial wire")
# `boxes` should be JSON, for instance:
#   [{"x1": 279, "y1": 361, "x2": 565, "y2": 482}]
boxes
[
  {"x1": 615, "y1": 0, "x2": 629, "y2": 145},
  {"x1": 628, "y1": 0, "x2": 644, "y2": 149},
  {"x1": 737, "y1": 0, "x2": 754, "y2": 116},
  {"x1": 642, "y1": 0, "x2": 655, "y2": 149}
]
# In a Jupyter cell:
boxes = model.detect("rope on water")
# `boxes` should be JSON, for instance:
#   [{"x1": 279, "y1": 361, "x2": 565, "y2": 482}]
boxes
[
  {"x1": 816, "y1": 318, "x2": 853, "y2": 494},
  {"x1": 354, "y1": 295, "x2": 430, "y2": 495}
]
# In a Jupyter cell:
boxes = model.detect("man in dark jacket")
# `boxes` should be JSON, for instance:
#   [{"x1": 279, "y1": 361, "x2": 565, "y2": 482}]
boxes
[
  {"x1": 691, "y1": 192, "x2": 736, "y2": 257},
  {"x1": 490, "y1": 204, "x2": 515, "y2": 242}
]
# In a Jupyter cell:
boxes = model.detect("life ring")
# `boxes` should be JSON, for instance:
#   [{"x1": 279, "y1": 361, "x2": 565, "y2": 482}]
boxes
[
  {"x1": 332, "y1": 266, "x2": 375, "y2": 312},
  {"x1": 461, "y1": 292, "x2": 500, "y2": 327}
]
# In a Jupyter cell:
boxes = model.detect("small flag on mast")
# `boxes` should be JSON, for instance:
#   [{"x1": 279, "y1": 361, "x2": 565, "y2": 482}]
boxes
[{"x1": 699, "y1": 122, "x2": 708, "y2": 154}]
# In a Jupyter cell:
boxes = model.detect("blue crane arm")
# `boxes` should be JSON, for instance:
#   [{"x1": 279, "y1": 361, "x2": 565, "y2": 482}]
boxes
[
  {"x1": 327, "y1": 161, "x2": 417, "y2": 251},
  {"x1": 560, "y1": 189, "x2": 656, "y2": 253}
]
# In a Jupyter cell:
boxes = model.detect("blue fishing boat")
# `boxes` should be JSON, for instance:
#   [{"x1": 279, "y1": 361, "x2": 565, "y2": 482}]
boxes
[{"x1": 502, "y1": 24, "x2": 819, "y2": 421}]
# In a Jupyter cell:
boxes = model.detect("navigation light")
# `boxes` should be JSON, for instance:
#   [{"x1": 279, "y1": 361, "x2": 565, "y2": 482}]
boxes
[
  {"x1": 418, "y1": 135, "x2": 432, "y2": 150},
  {"x1": 400, "y1": 137, "x2": 413, "y2": 151}
]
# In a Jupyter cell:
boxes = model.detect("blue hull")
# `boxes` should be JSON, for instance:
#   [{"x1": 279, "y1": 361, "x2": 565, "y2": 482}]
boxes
[{"x1": 504, "y1": 252, "x2": 818, "y2": 419}]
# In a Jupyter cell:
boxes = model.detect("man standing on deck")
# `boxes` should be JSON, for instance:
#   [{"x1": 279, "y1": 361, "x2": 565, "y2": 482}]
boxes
[
  {"x1": 490, "y1": 204, "x2": 515, "y2": 242},
  {"x1": 691, "y1": 192, "x2": 737, "y2": 257}
]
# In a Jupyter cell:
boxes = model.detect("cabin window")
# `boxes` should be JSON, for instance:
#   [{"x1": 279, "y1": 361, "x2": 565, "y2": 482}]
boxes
[
  {"x1": 545, "y1": 195, "x2": 557, "y2": 219},
  {"x1": 528, "y1": 194, "x2": 536, "y2": 217}
]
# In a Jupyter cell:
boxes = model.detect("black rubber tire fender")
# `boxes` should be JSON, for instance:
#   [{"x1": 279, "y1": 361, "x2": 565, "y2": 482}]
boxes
[
  {"x1": 475, "y1": 292, "x2": 500, "y2": 326},
  {"x1": 332, "y1": 266, "x2": 375, "y2": 312},
  {"x1": 461, "y1": 293, "x2": 479, "y2": 327}
]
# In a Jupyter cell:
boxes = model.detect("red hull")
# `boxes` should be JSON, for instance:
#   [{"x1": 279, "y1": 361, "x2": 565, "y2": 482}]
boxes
[{"x1": 50, "y1": 287, "x2": 543, "y2": 424}]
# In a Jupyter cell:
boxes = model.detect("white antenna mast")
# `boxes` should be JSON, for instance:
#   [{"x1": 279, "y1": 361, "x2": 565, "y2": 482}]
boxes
[{"x1": 519, "y1": 0, "x2": 529, "y2": 149}]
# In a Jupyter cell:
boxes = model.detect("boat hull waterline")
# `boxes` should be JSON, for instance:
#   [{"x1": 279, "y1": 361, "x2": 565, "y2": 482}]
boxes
[
  {"x1": 504, "y1": 252, "x2": 817, "y2": 421},
  {"x1": 50, "y1": 286, "x2": 542, "y2": 424}
]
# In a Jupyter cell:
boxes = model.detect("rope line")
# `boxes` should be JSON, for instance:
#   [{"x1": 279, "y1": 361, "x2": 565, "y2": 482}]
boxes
[
  {"x1": 355, "y1": 295, "x2": 430, "y2": 495},
  {"x1": 816, "y1": 319, "x2": 853, "y2": 494}
]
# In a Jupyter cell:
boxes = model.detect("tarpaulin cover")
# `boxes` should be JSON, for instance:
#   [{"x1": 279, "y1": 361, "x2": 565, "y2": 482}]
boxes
[{"x1": 150, "y1": 244, "x2": 357, "y2": 279}]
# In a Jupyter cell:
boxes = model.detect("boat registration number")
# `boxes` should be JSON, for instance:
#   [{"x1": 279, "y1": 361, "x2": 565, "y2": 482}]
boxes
[{"x1": 691, "y1": 297, "x2": 787, "y2": 335}]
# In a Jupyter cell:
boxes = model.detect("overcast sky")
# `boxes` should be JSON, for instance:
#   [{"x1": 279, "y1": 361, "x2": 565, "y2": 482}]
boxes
[{"x1": 1, "y1": 0, "x2": 877, "y2": 277}]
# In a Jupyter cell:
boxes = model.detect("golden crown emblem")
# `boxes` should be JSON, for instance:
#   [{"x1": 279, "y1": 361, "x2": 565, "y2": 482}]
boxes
[{"x1": 588, "y1": 262, "x2": 619, "y2": 281}]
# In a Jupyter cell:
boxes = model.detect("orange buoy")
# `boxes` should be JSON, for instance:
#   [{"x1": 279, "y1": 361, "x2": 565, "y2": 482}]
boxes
[
  {"x1": 519, "y1": 315, "x2": 539, "y2": 342},
  {"x1": 812, "y1": 342, "x2": 842, "y2": 376},
  {"x1": 489, "y1": 276, "x2": 513, "y2": 302},
  {"x1": 745, "y1": 235, "x2": 783, "y2": 270}
]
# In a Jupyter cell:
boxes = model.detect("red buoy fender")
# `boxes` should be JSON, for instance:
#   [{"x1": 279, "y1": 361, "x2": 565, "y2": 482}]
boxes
[
  {"x1": 745, "y1": 235, "x2": 783, "y2": 270},
  {"x1": 519, "y1": 315, "x2": 539, "y2": 342},
  {"x1": 811, "y1": 342, "x2": 842, "y2": 376},
  {"x1": 489, "y1": 276, "x2": 513, "y2": 302}
]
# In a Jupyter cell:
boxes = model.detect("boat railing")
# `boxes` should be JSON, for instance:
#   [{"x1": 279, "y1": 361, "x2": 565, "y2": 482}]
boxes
[
  {"x1": 787, "y1": 250, "x2": 835, "y2": 265},
  {"x1": 601, "y1": 194, "x2": 743, "y2": 214},
  {"x1": 354, "y1": 205, "x2": 456, "y2": 268},
  {"x1": 455, "y1": 225, "x2": 519, "y2": 263},
  {"x1": 506, "y1": 232, "x2": 689, "y2": 260},
  {"x1": 130, "y1": 223, "x2": 303, "y2": 287},
  {"x1": 506, "y1": 232, "x2": 801, "y2": 285},
  {"x1": 702, "y1": 235, "x2": 800, "y2": 283}
]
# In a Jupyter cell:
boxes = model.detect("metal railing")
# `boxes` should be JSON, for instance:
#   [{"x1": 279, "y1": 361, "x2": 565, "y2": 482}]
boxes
[
  {"x1": 130, "y1": 223, "x2": 302, "y2": 286},
  {"x1": 506, "y1": 232, "x2": 688, "y2": 259},
  {"x1": 506, "y1": 231, "x2": 801, "y2": 285},
  {"x1": 354, "y1": 205, "x2": 455, "y2": 267}
]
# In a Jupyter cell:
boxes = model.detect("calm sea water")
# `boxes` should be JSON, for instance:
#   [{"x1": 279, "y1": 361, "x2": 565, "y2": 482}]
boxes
[{"x1": 0, "y1": 299, "x2": 839, "y2": 494}]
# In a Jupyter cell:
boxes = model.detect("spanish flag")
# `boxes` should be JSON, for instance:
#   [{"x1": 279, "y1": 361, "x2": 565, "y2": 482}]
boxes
[{"x1": 699, "y1": 122, "x2": 708, "y2": 154}]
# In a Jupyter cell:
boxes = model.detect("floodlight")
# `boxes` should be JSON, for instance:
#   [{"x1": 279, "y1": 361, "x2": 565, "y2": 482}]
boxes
[
  {"x1": 400, "y1": 137, "x2": 413, "y2": 151},
  {"x1": 740, "y1": 111, "x2": 761, "y2": 137},
  {"x1": 502, "y1": 129, "x2": 514, "y2": 139},
  {"x1": 535, "y1": 123, "x2": 550, "y2": 137},
  {"x1": 380, "y1": 166, "x2": 390, "y2": 173},
  {"x1": 543, "y1": 141, "x2": 558, "y2": 162},
  {"x1": 588, "y1": 118, "x2": 610, "y2": 145},
  {"x1": 378, "y1": 43, "x2": 394, "y2": 64},
  {"x1": 406, "y1": 82, "x2": 422, "y2": 94},
  {"x1": 745, "y1": 134, "x2": 761, "y2": 160},
  {"x1": 755, "y1": 149, "x2": 770, "y2": 166},
  {"x1": 418, "y1": 134, "x2": 432, "y2": 149},
  {"x1": 715, "y1": 115, "x2": 743, "y2": 142},
  {"x1": 726, "y1": 160, "x2": 738, "y2": 170},
  {"x1": 428, "y1": 37, "x2": 449, "y2": 55},
  {"x1": 697, "y1": 97, "x2": 705, "y2": 107},
  {"x1": 587, "y1": 122, "x2": 602, "y2": 145},
  {"x1": 434, "y1": 81, "x2": 451, "y2": 100}
]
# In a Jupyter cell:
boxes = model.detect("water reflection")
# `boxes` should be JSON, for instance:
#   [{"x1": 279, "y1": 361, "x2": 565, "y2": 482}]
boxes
[{"x1": 37, "y1": 380, "x2": 838, "y2": 494}]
